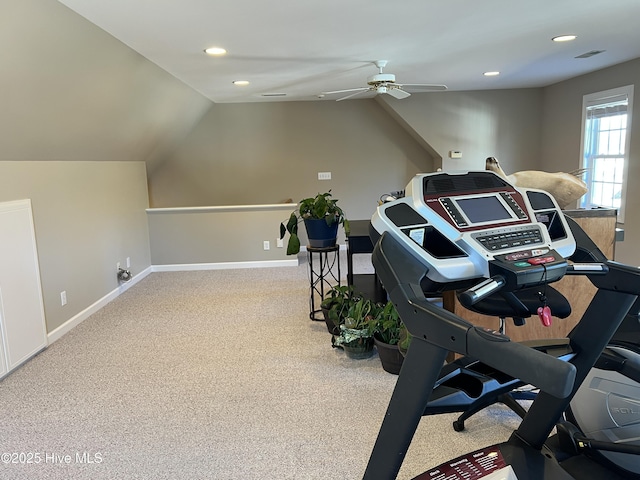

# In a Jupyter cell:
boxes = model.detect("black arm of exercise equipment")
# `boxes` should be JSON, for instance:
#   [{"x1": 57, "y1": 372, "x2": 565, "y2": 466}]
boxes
[
  {"x1": 448, "y1": 218, "x2": 640, "y2": 438},
  {"x1": 510, "y1": 263, "x2": 639, "y2": 451},
  {"x1": 439, "y1": 262, "x2": 609, "y2": 433},
  {"x1": 426, "y1": 219, "x2": 611, "y2": 433},
  {"x1": 363, "y1": 232, "x2": 578, "y2": 480},
  {"x1": 372, "y1": 232, "x2": 577, "y2": 400}
]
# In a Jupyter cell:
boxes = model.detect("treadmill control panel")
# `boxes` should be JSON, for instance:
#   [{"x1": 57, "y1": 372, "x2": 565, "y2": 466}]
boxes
[
  {"x1": 440, "y1": 191, "x2": 528, "y2": 229},
  {"x1": 370, "y1": 171, "x2": 576, "y2": 287},
  {"x1": 471, "y1": 226, "x2": 543, "y2": 252}
]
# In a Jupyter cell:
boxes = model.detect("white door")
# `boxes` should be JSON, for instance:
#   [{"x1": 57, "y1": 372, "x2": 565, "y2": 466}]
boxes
[{"x1": 0, "y1": 199, "x2": 47, "y2": 375}]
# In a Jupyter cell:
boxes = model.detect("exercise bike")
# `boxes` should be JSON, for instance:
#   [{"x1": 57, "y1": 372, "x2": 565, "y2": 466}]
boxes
[
  {"x1": 562, "y1": 306, "x2": 640, "y2": 477},
  {"x1": 363, "y1": 170, "x2": 640, "y2": 479}
]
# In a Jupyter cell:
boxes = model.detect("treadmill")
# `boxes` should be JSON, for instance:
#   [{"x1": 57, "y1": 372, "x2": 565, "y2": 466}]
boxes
[{"x1": 363, "y1": 170, "x2": 640, "y2": 479}]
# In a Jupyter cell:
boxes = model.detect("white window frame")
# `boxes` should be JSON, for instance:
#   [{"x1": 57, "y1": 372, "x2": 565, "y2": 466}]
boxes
[{"x1": 579, "y1": 85, "x2": 634, "y2": 223}]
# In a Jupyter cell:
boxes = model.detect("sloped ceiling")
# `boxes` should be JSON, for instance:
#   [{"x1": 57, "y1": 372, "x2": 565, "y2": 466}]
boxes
[{"x1": 57, "y1": 0, "x2": 640, "y2": 103}]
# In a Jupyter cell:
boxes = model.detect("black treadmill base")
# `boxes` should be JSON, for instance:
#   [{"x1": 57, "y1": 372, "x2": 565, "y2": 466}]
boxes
[
  {"x1": 412, "y1": 442, "x2": 574, "y2": 480},
  {"x1": 559, "y1": 455, "x2": 638, "y2": 479},
  {"x1": 411, "y1": 440, "x2": 638, "y2": 480}
]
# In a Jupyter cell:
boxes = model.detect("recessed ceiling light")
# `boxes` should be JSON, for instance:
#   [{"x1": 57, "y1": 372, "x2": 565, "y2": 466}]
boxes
[
  {"x1": 233, "y1": 80, "x2": 250, "y2": 86},
  {"x1": 484, "y1": 71, "x2": 500, "y2": 77},
  {"x1": 204, "y1": 47, "x2": 227, "y2": 56},
  {"x1": 552, "y1": 35, "x2": 577, "y2": 42}
]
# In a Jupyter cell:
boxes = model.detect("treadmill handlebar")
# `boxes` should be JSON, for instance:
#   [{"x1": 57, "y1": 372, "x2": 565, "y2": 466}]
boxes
[
  {"x1": 373, "y1": 232, "x2": 577, "y2": 400},
  {"x1": 458, "y1": 275, "x2": 506, "y2": 308},
  {"x1": 456, "y1": 264, "x2": 607, "y2": 308},
  {"x1": 396, "y1": 283, "x2": 577, "y2": 399}
]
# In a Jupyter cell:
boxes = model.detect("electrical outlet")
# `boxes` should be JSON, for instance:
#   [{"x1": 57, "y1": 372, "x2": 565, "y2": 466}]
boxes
[
  {"x1": 318, "y1": 172, "x2": 331, "y2": 180},
  {"x1": 60, "y1": 291, "x2": 67, "y2": 306},
  {"x1": 263, "y1": 240, "x2": 270, "y2": 250},
  {"x1": 277, "y1": 238, "x2": 284, "y2": 248},
  {"x1": 117, "y1": 262, "x2": 121, "y2": 271},
  {"x1": 126, "y1": 257, "x2": 131, "y2": 268}
]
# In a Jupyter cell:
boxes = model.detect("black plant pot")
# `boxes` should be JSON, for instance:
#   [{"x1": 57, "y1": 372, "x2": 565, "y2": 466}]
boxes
[
  {"x1": 304, "y1": 218, "x2": 339, "y2": 248},
  {"x1": 374, "y1": 337, "x2": 404, "y2": 374},
  {"x1": 321, "y1": 306, "x2": 341, "y2": 335}
]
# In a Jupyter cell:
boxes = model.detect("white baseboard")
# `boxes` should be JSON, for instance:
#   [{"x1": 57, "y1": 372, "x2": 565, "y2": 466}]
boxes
[
  {"x1": 47, "y1": 266, "x2": 153, "y2": 345},
  {"x1": 151, "y1": 258, "x2": 299, "y2": 272}
]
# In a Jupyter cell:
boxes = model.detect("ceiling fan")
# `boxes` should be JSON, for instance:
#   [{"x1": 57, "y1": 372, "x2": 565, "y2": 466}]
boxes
[{"x1": 322, "y1": 60, "x2": 447, "y2": 101}]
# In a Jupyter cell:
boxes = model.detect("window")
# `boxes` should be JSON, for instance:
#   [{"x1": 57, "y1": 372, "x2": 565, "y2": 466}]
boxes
[{"x1": 580, "y1": 85, "x2": 633, "y2": 222}]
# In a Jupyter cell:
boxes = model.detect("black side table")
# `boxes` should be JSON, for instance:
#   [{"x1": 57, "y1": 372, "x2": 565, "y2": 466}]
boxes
[
  {"x1": 307, "y1": 244, "x2": 341, "y2": 321},
  {"x1": 346, "y1": 220, "x2": 386, "y2": 303}
]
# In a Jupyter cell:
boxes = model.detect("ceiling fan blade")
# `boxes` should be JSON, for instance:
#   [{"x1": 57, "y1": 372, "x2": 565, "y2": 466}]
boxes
[
  {"x1": 336, "y1": 89, "x2": 371, "y2": 101},
  {"x1": 398, "y1": 83, "x2": 448, "y2": 91},
  {"x1": 322, "y1": 87, "x2": 369, "y2": 95},
  {"x1": 386, "y1": 88, "x2": 411, "y2": 99}
]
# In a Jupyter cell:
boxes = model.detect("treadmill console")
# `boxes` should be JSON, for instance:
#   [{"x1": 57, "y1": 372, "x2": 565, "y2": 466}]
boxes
[{"x1": 371, "y1": 171, "x2": 576, "y2": 293}]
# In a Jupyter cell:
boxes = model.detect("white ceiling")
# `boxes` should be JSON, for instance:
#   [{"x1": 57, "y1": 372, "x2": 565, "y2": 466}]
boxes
[{"x1": 58, "y1": 0, "x2": 640, "y2": 104}]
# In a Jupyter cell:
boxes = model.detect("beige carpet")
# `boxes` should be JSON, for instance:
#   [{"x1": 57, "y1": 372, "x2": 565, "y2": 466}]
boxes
[{"x1": 0, "y1": 259, "x2": 523, "y2": 479}]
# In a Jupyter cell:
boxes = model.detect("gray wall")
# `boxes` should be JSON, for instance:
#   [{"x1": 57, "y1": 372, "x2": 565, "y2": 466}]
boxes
[
  {"x1": 0, "y1": 161, "x2": 150, "y2": 333},
  {"x1": 147, "y1": 205, "x2": 296, "y2": 266},
  {"x1": 378, "y1": 89, "x2": 544, "y2": 173},
  {"x1": 2, "y1": 0, "x2": 212, "y2": 165},
  {"x1": 540, "y1": 58, "x2": 640, "y2": 264},
  {"x1": 147, "y1": 100, "x2": 435, "y2": 222},
  {"x1": 145, "y1": 89, "x2": 549, "y2": 269},
  {"x1": 148, "y1": 89, "x2": 546, "y2": 224},
  {"x1": 1, "y1": 0, "x2": 212, "y2": 333}
]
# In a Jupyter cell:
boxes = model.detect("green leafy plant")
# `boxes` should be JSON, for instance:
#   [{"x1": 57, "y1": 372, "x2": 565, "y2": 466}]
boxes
[
  {"x1": 371, "y1": 301, "x2": 411, "y2": 373},
  {"x1": 343, "y1": 297, "x2": 376, "y2": 330},
  {"x1": 370, "y1": 301, "x2": 404, "y2": 345},
  {"x1": 279, "y1": 191, "x2": 350, "y2": 255},
  {"x1": 333, "y1": 297, "x2": 377, "y2": 350},
  {"x1": 320, "y1": 285, "x2": 359, "y2": 331}
]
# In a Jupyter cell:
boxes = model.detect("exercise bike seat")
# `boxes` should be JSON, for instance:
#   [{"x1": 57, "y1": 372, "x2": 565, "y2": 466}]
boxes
[{"x1": 459, "y1": 285, "x2": 571, "y2": 327}]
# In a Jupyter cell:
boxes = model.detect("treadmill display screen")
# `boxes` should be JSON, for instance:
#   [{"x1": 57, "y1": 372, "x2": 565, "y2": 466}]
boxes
[{"x1": 455, "y1": 196, "x2": 512, "y2": 224}]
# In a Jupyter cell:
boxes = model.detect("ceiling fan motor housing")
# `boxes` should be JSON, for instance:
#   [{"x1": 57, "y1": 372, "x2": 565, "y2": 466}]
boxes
[{"x1": 368, "y1": 73, "x2": 396, "y2": 85}]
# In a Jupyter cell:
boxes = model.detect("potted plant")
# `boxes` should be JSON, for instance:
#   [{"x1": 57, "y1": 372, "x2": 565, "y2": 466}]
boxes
[
  {"x1": 279, "y1": 191, "x2": 350, "y2": 255},
  {"x1": 320, "y1": 285, "x2": 359, "y2": 335},
  {"x1": 370, "y1": 301, "x2": 410, "y2": 374},
  {"x1": 332, "y1": 297, "x2": 376, "y2": 359}
]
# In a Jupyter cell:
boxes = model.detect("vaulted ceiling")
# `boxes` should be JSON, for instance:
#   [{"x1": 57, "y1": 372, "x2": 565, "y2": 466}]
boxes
[{"x1": 56, "y1": 0, "x2": 640, "y2": 103}]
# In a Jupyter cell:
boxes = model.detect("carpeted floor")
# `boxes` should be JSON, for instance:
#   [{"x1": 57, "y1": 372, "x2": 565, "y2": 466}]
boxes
[{"x1": 0, "y1": 257, "x2": 523, "y2": 479}]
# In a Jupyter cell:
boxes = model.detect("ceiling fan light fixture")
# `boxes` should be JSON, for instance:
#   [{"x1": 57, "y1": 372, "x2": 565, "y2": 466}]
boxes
[
  {"x1": 325, "y1": 60, "x2": 445, "y2": 101},
  {"x1": 204, "y1": 46, "x2": 227, "y2": 56},
  {"x1": 552, "y1": 34, "x2": 577, "y2": 42}
]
